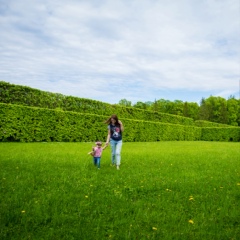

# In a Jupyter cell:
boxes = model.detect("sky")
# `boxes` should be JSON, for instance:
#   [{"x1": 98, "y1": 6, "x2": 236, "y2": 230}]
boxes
[{"x1": 0, "y1": 0, "x2": 239, "y2": 105}]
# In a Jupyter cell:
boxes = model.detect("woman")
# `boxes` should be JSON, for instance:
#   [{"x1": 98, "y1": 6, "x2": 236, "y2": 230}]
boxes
[{"x1": 105, "y1": 114, "x2": 124, "y2": 170}]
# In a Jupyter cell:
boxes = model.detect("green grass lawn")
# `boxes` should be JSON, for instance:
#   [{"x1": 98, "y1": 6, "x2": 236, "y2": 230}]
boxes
[{"x1": 0, "y1": 141, "x2": 239, "y2": 240}]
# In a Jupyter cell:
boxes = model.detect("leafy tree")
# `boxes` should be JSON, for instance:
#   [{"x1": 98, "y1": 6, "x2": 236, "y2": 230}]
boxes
[
  {"x1": 219, "y1": 100, "x2": 228, "y2": 124},
  {"x1": 198, "y1": 96, "x2": 232, "y2": 124},
  {"x1": 227, "y1": 96, "x2": 239, "y2": 126},
  {"x1": 145, "y1": 101, "x2": 154, "y2": 111},
  {"x1": 156, "y1": 99, "x2": 172, "y2": 113},
  {"x1": 118, "y1": 99, "x2": 132, "y2": 107},
  {"x1": 118, "y1": 95, "x2": 239, "y2": 126},
  {"x1": 183, "y1": 102, "x2": 199, "y2": 120},
  {"x1": 133, "y1": 101, "x2": 148, "y2": 110},
  {"x1": 169, "y1": 100, "x2": 184, "y2": 116},
  {"x1": 209, "y1": 96, "x2": 227, "y2": 123},
  {"x1": 199, "y1": 97, "x2": 211, "y2": 120},
  {"x1": 238, "y1": 99, "x2": 240, "y2": 126}
]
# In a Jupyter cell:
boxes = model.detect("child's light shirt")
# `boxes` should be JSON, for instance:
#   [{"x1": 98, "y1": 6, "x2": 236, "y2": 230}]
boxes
[{"x1": 93, "y1": 147, "x2": 103, "y2": 157}]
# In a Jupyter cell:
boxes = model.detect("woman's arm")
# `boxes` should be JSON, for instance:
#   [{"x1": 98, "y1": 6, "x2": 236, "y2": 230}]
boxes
[
  {"x1": 106, "y1": 129, "x2": 111, "y2": 145},
  {"x1": 118, "y1": 120, "x2": 124, "y2": 132}
]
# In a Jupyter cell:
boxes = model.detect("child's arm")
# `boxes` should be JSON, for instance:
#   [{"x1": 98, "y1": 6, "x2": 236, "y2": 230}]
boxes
[
  {"x1": 102, "y1": 145, "x2": 108, "y2": 150},
  {"x1": 88, "y1": 146, "x2": 96, "y2": 155}
]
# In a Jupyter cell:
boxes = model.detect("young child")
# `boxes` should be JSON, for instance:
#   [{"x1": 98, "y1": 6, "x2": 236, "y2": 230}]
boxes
[{"x1": 88, "y1": 141, "x2": 108, "y2": 169}]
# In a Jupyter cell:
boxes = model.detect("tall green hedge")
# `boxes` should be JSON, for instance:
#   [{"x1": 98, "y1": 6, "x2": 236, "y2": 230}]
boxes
[
  {"x1": 0, "y1": 103, "x2": 202, "y2": 142},
  {"x1": 0, "y1": 81, "x2": 194, "y2": 126},
  {"x1": 201, "y1": 127, "x2": 240, "y2": 142},
  {"x1": 194, "y1": 120, "x2": 236, "y2": 128},
  {"x1": 0, "y1": 103, "x2": 106, "y2": 142},
  {"x1": 1, "y1": 82, "x2": 239, "y2": 142}
]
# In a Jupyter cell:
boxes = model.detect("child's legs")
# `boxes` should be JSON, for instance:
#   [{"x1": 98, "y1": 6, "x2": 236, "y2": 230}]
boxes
[
  {"x1": 96, "y1": 157, "x2": 101, "y2": 168},
  {"x1": 93, "y1": 157, "x2": 97, "y2": 166},
  {"x1": 115, "y1": 140, "x2": 122, "y2": 166}
]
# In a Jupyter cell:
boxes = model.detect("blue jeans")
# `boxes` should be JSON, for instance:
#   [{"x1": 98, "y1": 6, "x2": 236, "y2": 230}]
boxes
[
  {"x1": 93, "y1": 157, "x2": 101, "y2": 168},
  {"x1": 110, "y1": 139, "x2": 122, "y2": 166}
]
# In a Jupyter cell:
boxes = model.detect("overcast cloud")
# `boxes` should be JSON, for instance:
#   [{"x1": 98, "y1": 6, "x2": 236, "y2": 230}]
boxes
[{"x1": 0, "y1": 0, "x2": 239, "y2": 104}]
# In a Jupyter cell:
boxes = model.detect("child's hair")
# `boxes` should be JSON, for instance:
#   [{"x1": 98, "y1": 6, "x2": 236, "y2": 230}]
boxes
[
  {"x1": 105, "y1": 114, "x2": 119, "y2": 125},
  {"x1": 95, "y1": 141, "x2": 102, "y2": 146}
]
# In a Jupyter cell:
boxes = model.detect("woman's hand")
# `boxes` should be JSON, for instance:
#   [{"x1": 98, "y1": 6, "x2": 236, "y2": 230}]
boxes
[{"x1": 118, "y1": 120, "x2": 124, "y2": 132}]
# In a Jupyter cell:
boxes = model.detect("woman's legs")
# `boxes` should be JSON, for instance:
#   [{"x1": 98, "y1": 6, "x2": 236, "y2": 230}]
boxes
[
  {"x1": 110, "y1": 140, "x2": 122, "y2": 167},
  {"x1": 115, "y1": 140, "x2": 122, "y2": 167},
  {"x1": 110, "y1": 140, "x2": 116, "y2": 165}
]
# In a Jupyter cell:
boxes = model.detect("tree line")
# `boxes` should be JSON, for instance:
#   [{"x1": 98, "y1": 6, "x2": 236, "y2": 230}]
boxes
[{"x1": 117, "y1": 95, "x2": 240, "y2": 126}]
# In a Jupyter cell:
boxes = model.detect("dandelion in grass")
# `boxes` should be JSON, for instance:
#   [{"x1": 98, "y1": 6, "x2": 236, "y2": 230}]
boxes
[
  {"x1": 152, "y1": 227, "x2": 157, "y2": 230},
  {"x1": 21, "y1": 210, "x2": 25, "y2": 213},
  {"x1": 85, "y1": 195, "x2": 88, "y2": 198},
  {"x1": 189, "y1": 196, "x2": 194, "y2": 201},
  {"x1": 188, "y1": 220, "x2": 194, "y2": 224},
  {"x1": 237, "y1": 183, "x2": 240, "y2": 186}
]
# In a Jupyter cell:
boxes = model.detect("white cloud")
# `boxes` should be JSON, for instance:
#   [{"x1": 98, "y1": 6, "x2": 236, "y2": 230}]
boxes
[{"x1": 0, "y1": 0, "x2": 239, "y2": 104}]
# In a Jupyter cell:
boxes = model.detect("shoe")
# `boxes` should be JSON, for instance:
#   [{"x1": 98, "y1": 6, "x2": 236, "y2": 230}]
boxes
[{"x1": 116, "y1": 165, "x2": 120, "y2": 170}]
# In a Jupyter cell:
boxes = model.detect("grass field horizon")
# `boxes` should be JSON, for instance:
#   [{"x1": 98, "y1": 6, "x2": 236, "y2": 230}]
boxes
[{"x1": 0, "y1": 141, "x2": 239, "y2": 239}]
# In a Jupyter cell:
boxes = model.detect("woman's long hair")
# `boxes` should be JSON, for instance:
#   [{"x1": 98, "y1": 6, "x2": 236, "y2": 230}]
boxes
[{"x1": 105, "y1": 114, "x2": 119, "y2": 125}]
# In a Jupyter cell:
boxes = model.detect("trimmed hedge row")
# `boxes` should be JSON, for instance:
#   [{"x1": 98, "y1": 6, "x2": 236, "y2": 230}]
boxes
[
  {"x1": 195, "y1": 120, "x2": 236, "y2": 128},
  {"x1": 124, "y1": 120, "x2": 202, "y2": 142},
  {"x1": 1, "y1": 103, "x2": 239, "y2": 142},
  {"x1": 201, "y1": 127, "x2": 240, "y2": 142},
  {"x1": 0, "y1": 103, "x2": 106, "y2": 142},
  {"x1": 0, "y1": 81, "x2": 194, "y2": 126},
  {"x1": 0, "y1": 103, "x2": 201, "y2": 142}
]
